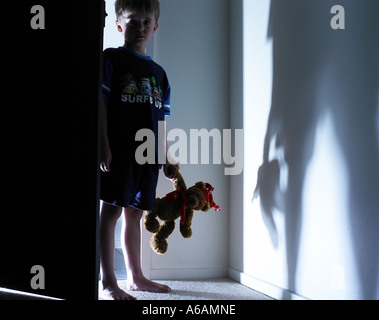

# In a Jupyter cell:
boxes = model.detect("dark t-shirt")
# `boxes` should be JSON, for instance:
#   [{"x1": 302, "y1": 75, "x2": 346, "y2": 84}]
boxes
[{"x1": 102, "y1": 46, "x2": 171, "y2": 165}]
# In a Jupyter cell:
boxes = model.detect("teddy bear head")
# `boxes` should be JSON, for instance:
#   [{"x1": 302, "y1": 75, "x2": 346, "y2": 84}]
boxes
[{"x1": 186, "y1": 182, "x2": 221, "y2": 212}]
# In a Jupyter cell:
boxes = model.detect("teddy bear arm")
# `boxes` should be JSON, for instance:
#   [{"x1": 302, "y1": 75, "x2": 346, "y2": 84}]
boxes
[
  {"x1": 144, "y1": 199, "x2": 161, "y2": 233},
  {"x1": 174, "y1": 171, "x2": 187, "y2": 191},
  {"x1": 180, "y1": 208, "x2": 193, "y2": 238},
  {"x1": 144, "y1": 212, "x2": 159, "y2": 233}
]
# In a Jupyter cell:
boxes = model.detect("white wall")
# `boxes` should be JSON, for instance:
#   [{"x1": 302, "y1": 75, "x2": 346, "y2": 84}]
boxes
[
  {"x1": 229, "y1": 0, "x2": 379, "y2": 300},
  {"x1": 149, "y1": 0, "x2": 230, "y2": 279},
  {"x1": 228, "y1": 0, "x2": 244, "y2": 280}
]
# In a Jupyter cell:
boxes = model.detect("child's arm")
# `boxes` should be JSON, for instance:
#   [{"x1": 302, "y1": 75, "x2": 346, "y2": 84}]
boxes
[
  {"x1": 100, "y1": 97, "x2": 112, "y2": 173},
  {"x1": 162, "y1": 120, "x2": 180, "y2": 179}
]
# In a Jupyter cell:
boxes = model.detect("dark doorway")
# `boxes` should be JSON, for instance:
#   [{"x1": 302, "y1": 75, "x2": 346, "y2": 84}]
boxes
[{"x1": 0, "y1": 0, "x2": 105, "y2": 300}]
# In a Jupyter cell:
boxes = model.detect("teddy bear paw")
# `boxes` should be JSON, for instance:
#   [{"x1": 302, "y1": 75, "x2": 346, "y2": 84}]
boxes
[
  {"x1": 180, "y1": 225, "x2": 192, "y2": 238},
  {"x1": 150, "y1": 235, "x2": 168, "y2": 255},
  {"x1": 144, "y1": 216, "x2": 160, "y2": 233}
]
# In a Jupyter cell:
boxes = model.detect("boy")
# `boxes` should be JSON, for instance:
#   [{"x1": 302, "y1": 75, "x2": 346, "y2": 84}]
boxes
[{"x1": 100, "y1": 0, "x2": 178, "y2": 300}]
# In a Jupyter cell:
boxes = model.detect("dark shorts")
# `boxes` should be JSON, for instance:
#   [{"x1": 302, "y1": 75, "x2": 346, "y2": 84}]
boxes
[{"x1": 100, "y1": 161, "x2": 159, "y2": 210}]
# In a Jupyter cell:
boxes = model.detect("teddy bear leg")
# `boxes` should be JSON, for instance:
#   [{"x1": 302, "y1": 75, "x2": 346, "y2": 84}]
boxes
[{"x1": 150, "y1": 220, "x2": 175, "y2": 255}]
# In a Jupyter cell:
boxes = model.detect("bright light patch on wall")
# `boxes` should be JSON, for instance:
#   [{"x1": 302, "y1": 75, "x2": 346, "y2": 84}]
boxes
[
  {"x1": 298, "y1": 112, "x2": 356, "y2": 299},
  {"x1": 242, "y1": 0, "x2": 288, "y2": 288}
]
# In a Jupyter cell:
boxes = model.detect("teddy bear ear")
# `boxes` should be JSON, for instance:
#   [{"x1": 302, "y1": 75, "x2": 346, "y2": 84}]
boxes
[{"x1": 195, "y1": 182, "x2": 206, "y2": 189}]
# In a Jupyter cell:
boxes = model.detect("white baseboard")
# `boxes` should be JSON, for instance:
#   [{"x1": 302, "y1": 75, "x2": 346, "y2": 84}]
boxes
[
  {"x1": 150, "y1": 267, "x2": 228, "y2": 280},
  {"x1": 228, "y1": 268, "x2": 309, "y2": 300}
]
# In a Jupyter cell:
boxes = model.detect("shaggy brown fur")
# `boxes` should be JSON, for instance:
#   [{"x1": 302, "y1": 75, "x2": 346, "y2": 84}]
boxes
[{"x1": 144, "y1": 165, "x2": 220, "y2": 254}]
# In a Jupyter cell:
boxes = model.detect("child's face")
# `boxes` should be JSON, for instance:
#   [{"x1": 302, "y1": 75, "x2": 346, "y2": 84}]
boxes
[{"x1": 116, "y1": 10, "x2": 158, "y2": 54}]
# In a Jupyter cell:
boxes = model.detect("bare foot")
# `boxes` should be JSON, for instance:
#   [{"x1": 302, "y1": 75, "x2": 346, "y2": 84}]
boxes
[
  {"x1": 101, "y1": 283, "x2": 137, "y2": 300},
  {"x1": 127, "y1": 276, "x2": 171, "y2": 293}
]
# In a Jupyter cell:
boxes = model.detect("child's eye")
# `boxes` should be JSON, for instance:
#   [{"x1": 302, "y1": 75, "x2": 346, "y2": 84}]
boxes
[{"x1": 144, "y1": 20, "x2": 151, "y2": 26}]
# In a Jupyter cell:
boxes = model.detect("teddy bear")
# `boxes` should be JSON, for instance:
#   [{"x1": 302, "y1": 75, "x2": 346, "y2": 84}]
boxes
[{"x1": 144, "y1": 165, "x2": 221, "y2": 254}]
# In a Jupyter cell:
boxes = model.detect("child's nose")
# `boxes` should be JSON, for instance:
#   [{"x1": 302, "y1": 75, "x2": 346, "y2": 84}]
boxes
[{"x1": 136, "y1": 22, "x2": 144, "y2": 31}]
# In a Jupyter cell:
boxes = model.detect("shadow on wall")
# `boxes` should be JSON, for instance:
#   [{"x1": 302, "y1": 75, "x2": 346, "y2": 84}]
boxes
[{"x1": 253, "y1": 0, "x2": 379, "y2": 299}]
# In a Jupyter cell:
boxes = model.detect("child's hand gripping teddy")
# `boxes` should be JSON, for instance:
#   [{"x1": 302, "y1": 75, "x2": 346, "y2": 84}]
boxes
[{"x1": 144, "y1": 165, "x2": 221, "y2": 254}]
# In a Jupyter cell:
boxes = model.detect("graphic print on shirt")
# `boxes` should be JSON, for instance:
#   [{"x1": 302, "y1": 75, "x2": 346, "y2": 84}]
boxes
[{"x1": 120, "y1": 73, "x2": 163, "y2": 110}]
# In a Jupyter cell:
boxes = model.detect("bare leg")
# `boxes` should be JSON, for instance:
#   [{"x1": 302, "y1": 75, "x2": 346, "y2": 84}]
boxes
[
  {"x1": 100, "y1": 202, "x2": 136, "y2": 300},
  {"x1": 122, "y1": 206, "x2": 171, "y2": 293}
]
